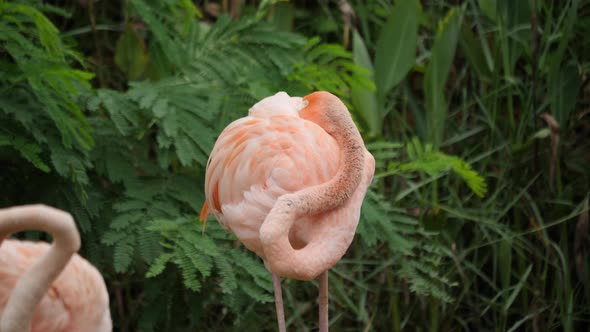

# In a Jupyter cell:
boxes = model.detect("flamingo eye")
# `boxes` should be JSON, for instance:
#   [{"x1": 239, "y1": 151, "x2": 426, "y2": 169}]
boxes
[{"x1": 297, "y1": 99, "x2": 309, "y2": 112}]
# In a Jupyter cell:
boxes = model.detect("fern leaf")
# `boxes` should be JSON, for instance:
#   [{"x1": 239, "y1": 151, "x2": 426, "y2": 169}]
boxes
[
  {"x1": 359, "y1": 188, "x2": 454, "y2": 302},
  {"x1": 178, "y1": 238, "x2": 213, "y2": 278},
  {"x1": 138, "y1": 230, "x2": 162, "y2": 263},
  {"x1": 386, "y1": 138, "x2": 488, "y2": 197},
  {"x1": 215, "y1": 254, "x2": 238, "y2": 294},
  {"x1": 239, "y1": 279, "x2": 273, "y2": 303},
  {"x1": 102, "y1": 231, "x2": 129, "y2": 246},
  {"x1": 176, "y1": 251, "x2": 201, "y2": 291},
  {"x1": 0, "y1": 134, "x2": 50, "y2": 172},
  {"x1": 114, "y1": 237, "x2": 136, "y2": 273},
  {"x1": 146, "y1": 253, "x2": 174, "y2": 278},
  {"x1": 94, "y1": 90, "x2": 141, "y2": 136}
]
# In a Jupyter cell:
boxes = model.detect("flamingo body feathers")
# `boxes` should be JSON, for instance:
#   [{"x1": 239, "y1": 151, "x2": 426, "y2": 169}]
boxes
[
  {"x1": 201, "y1": 92, "x2": 375, "y2": 279},
  {"x1": 0, "y1": 239, "x2": 111, "y2": 332}
]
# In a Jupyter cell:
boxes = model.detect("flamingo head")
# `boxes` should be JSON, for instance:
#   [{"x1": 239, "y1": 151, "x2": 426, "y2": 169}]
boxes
[{"x1": 299, "y1": 91, "x2": 349, "y2": 136}]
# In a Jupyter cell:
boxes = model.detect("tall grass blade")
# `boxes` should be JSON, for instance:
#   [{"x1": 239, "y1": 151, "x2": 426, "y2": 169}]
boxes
[
  {"x1": 424, "y1": 7, "x2": 462, "y2": 148},
  {"x1": 503, "y1": 264, "x2": 532, "y2": 313}
]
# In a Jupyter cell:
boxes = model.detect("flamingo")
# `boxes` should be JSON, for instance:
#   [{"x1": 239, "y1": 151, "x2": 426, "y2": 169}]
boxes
[
  {"x1": 200, "y1": 91, "x2": 375, "y2": 331},
  {"x1": 0, "y1": 204, "x2": 112, "y2": 332}
]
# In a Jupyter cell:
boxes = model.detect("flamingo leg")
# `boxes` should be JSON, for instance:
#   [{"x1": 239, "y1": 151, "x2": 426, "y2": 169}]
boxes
[
  {"x1": 319, "y1": 271, "x2": 329, "y2": 332},
  {"x1": 272, "y1": 273, "x2": 286, "y2": 332}
]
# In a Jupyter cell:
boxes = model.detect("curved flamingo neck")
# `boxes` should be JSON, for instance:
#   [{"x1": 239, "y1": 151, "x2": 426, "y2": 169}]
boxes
[
  {"x1": 0, "y1": 205, "x2": 81, "y2": 332},
  {"x1": 259, "y1": 91, "x2": 366, "y2": 280},
  {"x1": 296, "y1": 92, "x2": 365, "y2": 214}
]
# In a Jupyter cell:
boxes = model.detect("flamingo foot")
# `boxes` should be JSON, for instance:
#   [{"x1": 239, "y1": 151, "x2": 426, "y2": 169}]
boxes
[
  {"x1": 319, "y1": 271, "x2": 329, "y2": 332},
  {"x1": 273, "y1": 273, "x2": 286, "y2": 332}
]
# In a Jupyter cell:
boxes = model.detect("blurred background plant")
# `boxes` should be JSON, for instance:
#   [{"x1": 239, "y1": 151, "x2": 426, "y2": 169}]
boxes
[{"x1": 1, "y1": 0, "x2": 589, "y2": 331}]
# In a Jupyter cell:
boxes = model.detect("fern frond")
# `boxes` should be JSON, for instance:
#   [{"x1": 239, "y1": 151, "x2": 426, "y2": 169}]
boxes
[
  {"x1": 49, "y1": 144, "x2": 90, "y2": 186},
  {"x1": 215, "y1": 254, "x2": 238, "y2": 294},
  {"x1": 114, "y1": 236, "x2": 136, "y2": 273},
  {"x1": 177, "y1": 237, "x2": 213, "y2": 278},
  {"x1": 359, "y1": 189, "x2": 454, "y2": 302},
  {"x1": 239, "y1": 279, "x2": 274, "y2": 303},
  {"x1": 177, "y1": 250, "x2": 202, "y2": 291},
  {"x1": 138, "y1": 230, "x2": 162, "y2": 263},
  {"x1": 290, "y1": 37, "x2": 374, "y2": 101},
  {"x1": 384, "y1": 137, "x2": 488, "y2": 197},
  {"x1": 146, "y1": 253, "x2": 174, "y2": 278},
  {"x1": 0, "y1": 133, "x2": 50, "y2": 172},
  {"x1": 0, "y1": 3, "x2": 94, "y2": 149},
  {"x1": 93, "y1": 90, "x2": 141, "y2": 136},
  {"x1": 145, "y1": 217, "x2": 274, "y2": 308}
]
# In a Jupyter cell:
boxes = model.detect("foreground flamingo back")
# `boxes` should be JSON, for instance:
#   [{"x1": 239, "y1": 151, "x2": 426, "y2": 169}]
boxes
[
  {"x1": 0, "y1": 241, "x2": 111, "y2": 332},
  {"x1": 0, "y1": 206, "x2": 111, "y2": 332}
]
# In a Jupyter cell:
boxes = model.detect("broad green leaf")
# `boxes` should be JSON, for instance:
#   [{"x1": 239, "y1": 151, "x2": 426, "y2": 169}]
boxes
[
  {"x1": 549, "y1": 0, "x2": 580, "y2": 129},
  {"x1": 265, "y1": 1, "x2": 295, "y2": 31},
  {"x1": 497, "y1": 0, "x2": 531, "y2": 66},
  {"x1": 478, "y1": 0, "x2": 496, "y2": 21},
  {"x1": 459, "y1": 24, "x2": 492, "y2": 79},
  {"x1": 115, "y1": 23, "x2": 149, "y2": 81},
  {"x1": 497, "y1": 0, "x2": 531, "y2": 33},
  {"x1": 351, "y1": 30, "x2": 379, "y2": 137},
  {"x1": 374, "y1": 0, "x2": 420, "y2": 100},
  {"x1": 424, "y1": 7, "x2": 462, "y2": 148},
  {"x1": 551, "y1": 63, "x2": 580, "y2": 129}
]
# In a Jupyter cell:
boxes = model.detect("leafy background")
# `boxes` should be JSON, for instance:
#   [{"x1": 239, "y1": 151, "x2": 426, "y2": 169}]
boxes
[{"x1": 1, "y1": 0, "x2": 589, "y2": 331}]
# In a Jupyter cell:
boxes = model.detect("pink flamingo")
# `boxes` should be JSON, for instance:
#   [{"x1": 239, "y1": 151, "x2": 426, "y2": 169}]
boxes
[
  {"x1": 201, "y1": 91, "x2": 375, "y2": 331},
  {"x1": 0, "y1": 205, "x2": 112, "y2": 332}
]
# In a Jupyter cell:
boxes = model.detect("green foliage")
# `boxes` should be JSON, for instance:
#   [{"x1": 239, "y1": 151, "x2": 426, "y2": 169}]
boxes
[
  {"x1": 2, "y1": 0, "x2": 589, "y2": 331},
  {"x1": 147, "y1": 218, "x2": 273, "y2": 303},
  {"x1": 291, "y1": 37, "x2": 374, "y2": 101},
  {"x1": 351, "y1": 30, "x2": 380, "y2": 137},
  {"x1": 351, "y1": 0, "x2": 421, "y2": 138},
  {"x1": 0, "y1": 134, "x2": 49, "y2": 172},
  {"x1": 424, "y1": 7, "x2": 462, "y2": 148},
  {"x1": 358, "y1": 189, "x2": 455, "y2": 302},
  {"x1": 115, "y1": 23, "x2": 150, "y2": 80},
  {"x1": 374, "y1": 0, "x2": 420, "y2": 102},
  {"x1": 0, "y1": 2, "x2": 94, "y2": 150},
  {"x1": 0, "y1": 2, "x2": 93, "y2": 188},
  {"x1": 389, "y1": 138, "x2": 487, "y2": 198}
]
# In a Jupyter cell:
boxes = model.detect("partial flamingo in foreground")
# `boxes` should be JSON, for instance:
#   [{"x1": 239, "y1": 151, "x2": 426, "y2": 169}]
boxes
[
  {"x1": 200, "y1": 91, "x2": 375, "y2": 331},
  {"x1": 0, "y1": 205, "x2": 111, "y2": 332}
]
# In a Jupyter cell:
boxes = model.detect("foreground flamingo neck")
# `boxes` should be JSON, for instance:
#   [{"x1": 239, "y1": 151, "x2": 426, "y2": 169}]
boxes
[
  {"x1": 0, "y1": 205, "x2": 81, "y2": 332},
  {"x1": 259, "y1": 91, "x2": 366, "y2": 280},
  {"x1": 297, "y1": 92, "x2": 365, "y2": 212}
]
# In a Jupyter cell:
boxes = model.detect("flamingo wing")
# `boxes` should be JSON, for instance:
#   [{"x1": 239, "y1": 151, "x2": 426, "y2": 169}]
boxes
[
  {"x1": 202, "y1": 112, "x2": 341, "y2": 258},
  {"x1": 0, "y1": 241, "x2": 70, "y2": 332}
]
